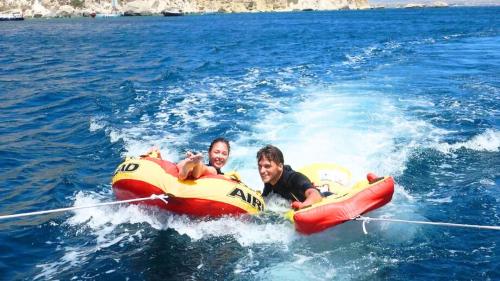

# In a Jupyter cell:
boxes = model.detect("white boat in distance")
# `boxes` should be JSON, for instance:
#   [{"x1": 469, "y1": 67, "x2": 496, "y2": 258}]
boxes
[
  {"x1": 0, "y1": 11, "x2": 24, "y2": 21},
  {"x1": 94, "y1": 13, "x2": 121, "y2": 18}
]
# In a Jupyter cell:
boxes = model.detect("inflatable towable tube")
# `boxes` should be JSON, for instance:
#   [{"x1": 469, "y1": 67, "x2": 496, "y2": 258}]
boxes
[
  {"x1": 112, "y1": 155, "x2": 265, "y2": 217},
  {"x1": 287, "y1": 163, "x2": 395, "y2": 235}
]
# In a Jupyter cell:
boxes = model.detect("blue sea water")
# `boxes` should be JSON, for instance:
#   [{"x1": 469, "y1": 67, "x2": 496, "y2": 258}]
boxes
[{"x1": 0, "y1": 7, "x2": 499, "y2": 280}]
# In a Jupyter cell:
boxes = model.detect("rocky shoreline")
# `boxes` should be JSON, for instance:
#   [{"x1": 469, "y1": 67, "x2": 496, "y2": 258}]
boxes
[
  {"x1": 0, "y1": 0, "x2": 371, "y2": 19},
  {"x1": 0, "y1": 0, "x2": 497, "y2": 19}
]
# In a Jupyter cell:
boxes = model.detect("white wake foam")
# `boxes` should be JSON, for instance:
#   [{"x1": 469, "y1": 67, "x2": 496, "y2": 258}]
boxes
[
  {"x1": 231, "y1": 83, "x2": 445, "y2": 189},
  {"x1": 36, "y1": 188, "x2": 297, "y2": 279},
  {"x1": 434, "y1": 129, "x2": 500, "y2": 153},
  {"x1": 66, "y1": 190, "x2": 295, "y2": 246}
]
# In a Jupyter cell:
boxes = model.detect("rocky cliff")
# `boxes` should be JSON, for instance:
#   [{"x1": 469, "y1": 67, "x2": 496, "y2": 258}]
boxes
[{"x1": 0, "y1": 0, "x2": 370, "y2": 18}]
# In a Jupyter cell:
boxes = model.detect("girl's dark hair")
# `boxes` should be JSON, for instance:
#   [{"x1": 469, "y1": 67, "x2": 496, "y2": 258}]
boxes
[
  {"x1": 256, "y1": 145, "x2": 284, "y2": 164},
  {"x1": 209, "y1": 137, "x2": 230, "y2": 153}
]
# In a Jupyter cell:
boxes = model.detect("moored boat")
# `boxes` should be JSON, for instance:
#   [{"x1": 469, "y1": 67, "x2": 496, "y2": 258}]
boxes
[
  {"x1": 286, "y1": 163, "x2": 395, "y2": 234},
  {"x1": 0, "y1": 11, "x2": 24, "y2": 21},
  {"x1": 94, "y1": 13, "x2": 121, "y2": 18},
  {"x1": 162, "y1": 10, "x2": 183, "y2": 17},
  {"x1": 112, "y1": 153, "x2": 265, "y2": 217}
]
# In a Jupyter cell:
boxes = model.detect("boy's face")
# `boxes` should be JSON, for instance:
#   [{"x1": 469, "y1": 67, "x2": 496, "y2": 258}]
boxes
[{"x1": 258, "y1": 156, "x2": 283, "y2": 185}]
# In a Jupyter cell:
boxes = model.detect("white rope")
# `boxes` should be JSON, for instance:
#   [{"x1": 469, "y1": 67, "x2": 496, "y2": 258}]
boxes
[
  {"x1": 354, "y1": 215, "x2": 500, "y2": 234},
  {"x1": 0, "y1": 194, "x2": 169, "y2": 220}
]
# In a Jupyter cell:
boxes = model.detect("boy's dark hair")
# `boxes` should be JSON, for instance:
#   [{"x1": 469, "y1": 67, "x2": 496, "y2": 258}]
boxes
[
  {"x1": 209, "y1": 137, "x2": 230, "y2": 153},
  {"x1": 256, "y1": 145, "x2": 284, "y2": 164}
]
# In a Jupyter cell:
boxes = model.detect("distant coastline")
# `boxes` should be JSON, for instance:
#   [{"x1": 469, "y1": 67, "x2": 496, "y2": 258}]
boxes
[
  {"x1": 0, "y1": 0, "x2": 498, "y2": 19},
  {"x1": 0, "y1": 0, "x2": 371, "y2": 19}
]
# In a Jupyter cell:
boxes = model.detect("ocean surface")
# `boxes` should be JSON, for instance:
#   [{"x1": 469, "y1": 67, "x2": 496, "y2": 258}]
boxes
[{"x1": 0, "y1": 7, "x2": 499, "y2": 280}]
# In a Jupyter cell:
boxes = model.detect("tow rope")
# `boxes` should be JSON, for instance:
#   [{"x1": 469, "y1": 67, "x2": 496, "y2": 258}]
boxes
[
  {"x1": 354, "y1": 215, "x2": 500, "y2": 234},
  {"x1": 0, "y1": 194, "x2": 169, "y2": 220},
  {"x1": 2, "y1": 199, "x2": 499, "y2": 235}
]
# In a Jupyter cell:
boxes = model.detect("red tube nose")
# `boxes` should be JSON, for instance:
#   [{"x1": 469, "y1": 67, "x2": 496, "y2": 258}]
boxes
[{"x1": 367, "y1": 173, "x2": 378, "y2": 183}]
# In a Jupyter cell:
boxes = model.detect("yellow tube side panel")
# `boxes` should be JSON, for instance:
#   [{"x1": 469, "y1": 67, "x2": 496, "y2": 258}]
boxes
[{"x1": 112, "y1": 158, "x2": 265, "y2": 214}]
